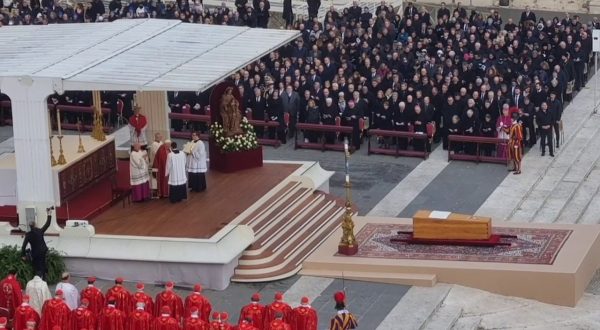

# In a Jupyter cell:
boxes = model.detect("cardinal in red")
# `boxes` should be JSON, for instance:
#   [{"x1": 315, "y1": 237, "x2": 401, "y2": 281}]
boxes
[
  {"x1": 25, "y1": 318, "x2": 37, "y2": 330},
  {"x1": 0, "y1": 317, "x2": 7, "y2": 329},
  {"x1": 97, "y1": 297, "x2": 126, "y2": 330},
  {"x1": 71, "y1": 298, "x2": 96, "y2": 330},
  {"x1": 209, "y1": 312, "x2": 221, "y2": 330},
  {"x1": 238, "y1": 293, "x2": 265, "y2": 329},
  {"x1": 184, "y1": 285, "x2": 211, "y2": 323},
  {"x1": 105, "y1": 278, "x2": 131, "y2": 316},
  {"x1": 233, "y1": 320, "x2": 258, "y2": 330},
  {"x1": 218, "y1": 312, "x2": 233, "y2": 330},
  {"x1": 39, "y1": 290, "x2": 70, "y2": 330},
  {"x1": 183, "y1": 306, "x2": 209, "y2": 330},
  {"x1": 290, "y1": 297, "x2": 317, "y2": 330},
  {"x1": 131, "y1": 283, "x2": 153, "y2": 315},
  {"x1": 152, "y1": 306, "x2": 179, "y2": 330},
  {"x1": 263, "y1": 293, "x2": 292, "y2": 328},
  {"x1": 80, "y1": 277, "x2": 104, "y2": 317},
  {"x1": 0, "y1": 271, "x2": 23, "y2": 320},
  {"x1": 265, "y1": 312, "x2": 291, "y2": 330},
  {"x1": 13, "y1": 295, "x2": 39, "y2": 330},
  {"x1": 152, "y1": 141, "x2": 171, "y2": 198},
  {"x1": 127, "y1": 300, "x2": 152, "y2": 330},
  {"x1": 154, "y1": 282, "x2": 183, "y2": 322}
]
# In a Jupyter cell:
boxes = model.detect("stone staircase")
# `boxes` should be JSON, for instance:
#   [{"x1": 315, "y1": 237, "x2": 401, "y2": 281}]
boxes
[{"x1": 231, "y1": 177, "x2": 346, "y2": 282}]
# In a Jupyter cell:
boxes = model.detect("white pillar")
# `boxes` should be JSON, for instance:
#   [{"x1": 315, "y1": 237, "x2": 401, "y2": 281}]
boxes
[{"x1": 1, "y1": 77, "x2": 59, "y2": 231}]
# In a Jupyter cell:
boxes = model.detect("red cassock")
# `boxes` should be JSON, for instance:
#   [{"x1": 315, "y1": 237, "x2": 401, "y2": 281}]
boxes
[
  {"x1": 183, "y1": 317, "x2": 209, "y2": 330},
  {"x1": 14, "y1": 304, "x2": 40, "y2": 330},
  {"x1": 129, "y1": 115, "x2": 148, "y2": 139},
  {"x1": 70, "y1": 307, "x2": 96, "y2": 330},
  {"x1": 290, "y1": 307, "x2": 317, "y2": 330},
  {"x1": 263, "y1": 303, "x2": 292, "y2": 327},
  {"x1": 232, "y1": 323, "x2": 258, "y2": 330},
  {"x1": 238, "y1": 303, "x2": 265, "y2": 329},
  {"x1": 154, "y1": 292, "x2": 183, "y2": 321},
  {"x1": 132, "y1": 292, "x2": 154, "y2": 315},
  {"x1": 97, "y1": 306, "x2": 126, "y2": 330},
  {"x1": 151, "y1": 316, "x2": 179, "y2": 330},
  {"x1": 80, "y1": 286, "x2": 105, "y2": 316},
  {"x1": 105, "y1": 286, "x2": 132, "y2": 315},
  {"x1": 0, "y1": 275, "x2": 23, "y2": 319},
  {"x1": 184, "y1": 294, "x2": 211, "y2": 323},
  {"x1": 265, "y1": 320, "x2": 291, "y2": 330},
  {"x1": 127, "y1": 309, "x2": 152, "y2": 330},
  {"x1": 152, "y1": 145, "x2": 170, "y2": 198},
  {"x1": 39, "y1": 299, "x2": 70, "y2": 330}
]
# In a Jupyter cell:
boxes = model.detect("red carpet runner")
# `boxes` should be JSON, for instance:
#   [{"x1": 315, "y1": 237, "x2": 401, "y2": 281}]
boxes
[{"x1": 0, "y1": 160, "x2": 130, "y2": 226}]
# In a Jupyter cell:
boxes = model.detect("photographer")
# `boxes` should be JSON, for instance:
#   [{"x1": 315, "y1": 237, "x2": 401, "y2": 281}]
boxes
[{"x1": 21, "y1": 207, "x2": 53, "y2": 279}]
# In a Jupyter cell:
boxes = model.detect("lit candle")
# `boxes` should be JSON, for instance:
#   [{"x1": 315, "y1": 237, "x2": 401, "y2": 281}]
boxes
[
  {"x1": 57, "y1": 109, "x2": 62, "y2": 136},
  {"x1": 344, "y1": 140, "x2": 348, "y2": 153},
  {"x1": 346, "y1": 174, "x2": 350, "y2": 183}
]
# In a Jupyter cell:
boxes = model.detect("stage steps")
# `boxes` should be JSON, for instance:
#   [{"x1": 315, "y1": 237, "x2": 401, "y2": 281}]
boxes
[
  {"x1": 231, "y1": 178, "x2": 346, "y2": 283},
  {"x1": 297, "y1": 269, "x2": 437, "y2": 287}
]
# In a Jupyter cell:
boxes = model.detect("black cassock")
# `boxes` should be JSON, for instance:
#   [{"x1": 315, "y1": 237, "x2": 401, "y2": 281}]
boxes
[
  {"x1": 461, "y1": 115, "x2": 479, "y2": 155},
  {"x1": 411, "y1": 111, "x2": 429, "y2": 152},
  {"x1": 393, "y1": 108, "x2": 409, "y2": 150},
  {"x1": 321, "y1": 104, "x2": 338, "y2": 144},
  {"x1": 342, "y1": 105, "x2": 363, "y2": 150}
]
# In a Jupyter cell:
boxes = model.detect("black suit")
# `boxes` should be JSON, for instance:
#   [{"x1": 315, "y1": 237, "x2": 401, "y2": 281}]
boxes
[
  {"x1": 22, "y1": 215, "x2": 51, "y2": 278},
  {"x1": 250, "y1": 96, "x2": 267, "y2": 137},
  {"x1": 168, "y1": 92, "x2": 183, "y2": 131}
]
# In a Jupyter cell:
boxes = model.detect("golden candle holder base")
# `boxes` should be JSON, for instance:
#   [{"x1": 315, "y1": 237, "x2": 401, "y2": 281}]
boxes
[
  {"x1": 338, "y1": 182, "x2": 358, "y2": 256},
  {"x1": 50, "y1": 136, "x2": 57, "y2": 167},
  {"x1": 77, "y1": 134, "x2": 85, "y2": 153},
  {"x1": 91, "y1": 91, "x2": 106, "y2": 141},
  {"x1": 57, "y1": 135, "x2": 67, "y2": 165}
]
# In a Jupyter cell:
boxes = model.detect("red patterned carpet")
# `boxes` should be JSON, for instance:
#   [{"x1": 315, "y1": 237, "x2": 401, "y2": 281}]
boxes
[{"x1": 350, "y1": 223, "x2": 571, "y2": 265}]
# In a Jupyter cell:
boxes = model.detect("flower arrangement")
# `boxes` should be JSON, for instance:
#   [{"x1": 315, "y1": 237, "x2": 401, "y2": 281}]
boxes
[{"x1": 210, "y1": 117, "x2": 259, "y2": 152}]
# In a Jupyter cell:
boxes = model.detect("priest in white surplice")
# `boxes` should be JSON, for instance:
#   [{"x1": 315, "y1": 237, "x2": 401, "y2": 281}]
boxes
[
  {"x1": 185, "y1": 132, "x2": 208, "y2": 192},
  {"x1": 165, "y1": 141, "x2": 188, "y2": 203},
  {"x1": 130, "y1": 143, "x2": 151, "y2": 202},
  {"x1": 25, "y1": 275, "x2": 51, "y2": 314},
  {"x1": 148, "y1": 132, "x2": 164, "y2": 166}
]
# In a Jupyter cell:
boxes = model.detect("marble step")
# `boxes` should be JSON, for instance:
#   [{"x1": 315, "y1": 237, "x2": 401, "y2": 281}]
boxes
[
  {"x1": 555, "y1": 166, "x2": 600, "y2": 224},
  {"x1": 451, "y1": 316, "x2": 482, "y2": 330},
  {"x1": 422, "y1": 303, "x2": 462, "y2": 330}
]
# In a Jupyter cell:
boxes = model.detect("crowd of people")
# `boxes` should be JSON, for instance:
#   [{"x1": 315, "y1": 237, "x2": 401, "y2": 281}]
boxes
[{"x1": 0, "y1": 271, "x2": 358, "y2": 329}]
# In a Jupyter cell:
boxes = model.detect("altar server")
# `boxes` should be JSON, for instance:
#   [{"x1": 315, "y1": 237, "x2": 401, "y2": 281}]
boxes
[
  {"x1": 166, "y1": 142, "x2": 188, "y2": 203},
  {"x1": 130, "y1": 144, "x2": 151, "y2": 202},
  {"x1": 129, "y1": 105, "x2": 148, "y2": 149},
  {"x1": 185, "y1": 132, "x2": 208, "y2": 192}
]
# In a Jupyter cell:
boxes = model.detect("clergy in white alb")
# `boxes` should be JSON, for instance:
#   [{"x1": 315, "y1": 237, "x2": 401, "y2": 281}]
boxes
[
  {"x1": 25, "y1": 276, "x2": 51, "y2": 314},
  {"x1": 130, "y1": 143, "x2": 151, "y2": 202},
  {"x1": 186, "y1": 132, "x2": 208, "y2": 192},
  {"x1": 149, "y1": 132, "x2": 164, "y2": 167},
  {"x1": 54, "y1": 272, "x2": 78, "y2": 310},
  {"x1": 165, "y1": 141, "x2": 188, "y2": 203}
]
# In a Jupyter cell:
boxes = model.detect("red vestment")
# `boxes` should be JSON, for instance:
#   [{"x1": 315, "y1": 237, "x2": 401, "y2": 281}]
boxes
[
  {"x1": 263, "y1": 302, "x2": 292, "y2": 327},
  {"x1": 184, "y1": 294, "x2": 211, "y2": 323},
  {"x1": 238, "y1": 303, "x2": 265, "y2": 329},
  {"x1": 70, "y1": 307, "x2": 96, "y2": 330},
  {"x1": 105, "y1": 286, "x2": 132, "y2": 315},
  {"x1": 232, "y1": 323, "x2": 258, "y2": 330},
  {"x1": 80, "y1": 286, "x2": 105, "y2": 316},
  {"x1": 0, "y1": 275, "x2": 23, "y2": 319},
  {"x1": 126, "y1": 309, "x2": 152, "y2": 330},
  {"x1": 129, "y1": 115, "x2": 148, "y2": 138},
  {"x1": 39, "y1": 298, "x2": 70, "y2": 330},
  {"x1": 97, "y1": 306, "x2": 125, "y2": 330},
  {"x1": 152, "y1": 144, "x2": 171, "y2": 198},
  {"x1": 131, "y1": 292, "x2": 154, "y2": 315},
  {"x1": 14, "y1": 304, "x2": 40, "y2": 330},
  {"x1": 209, "y1": 321, "x2": 232, "y2": 330},
  {"x1": 152, "y1": 316, "x2": 179, "y2": 330},
  {"x1": 183, "y1": 316, "x2": 209, "y2": 330},
  {"x1": 290, "y1": 306, "x2": 317, "y2": 330},
  {"x1": 154, "y1": 292, "x2": 183, "y2": 321},
  {"x1": 265, "y1": 320, "x2": 291, "y2": 330}
]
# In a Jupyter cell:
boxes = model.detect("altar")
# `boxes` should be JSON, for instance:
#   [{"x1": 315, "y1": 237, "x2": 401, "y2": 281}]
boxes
[{"x1": 0, "y1": 135, "x2": 116, "y2": 206}]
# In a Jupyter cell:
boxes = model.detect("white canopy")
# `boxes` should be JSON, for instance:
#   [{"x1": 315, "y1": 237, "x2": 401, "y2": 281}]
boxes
[{"x1": 0, "y1": 19, "x2": 299, "y2": 92}]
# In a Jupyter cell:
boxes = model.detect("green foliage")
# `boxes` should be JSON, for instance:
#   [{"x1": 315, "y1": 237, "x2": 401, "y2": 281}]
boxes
[{"x1": 0, "y1": 245, "x2": 66, "y2": 287}]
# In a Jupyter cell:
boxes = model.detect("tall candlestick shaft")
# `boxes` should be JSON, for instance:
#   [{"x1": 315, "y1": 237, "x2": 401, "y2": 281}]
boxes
[{"x1": 56, "y1": 109, "x2": 62, "y2": 136}]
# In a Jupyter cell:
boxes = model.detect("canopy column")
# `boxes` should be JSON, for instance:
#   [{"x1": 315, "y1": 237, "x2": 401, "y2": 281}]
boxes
[
  {"x1": 1, "y1": 77, "x2": 59, "y2": 231},
  {"x1": 135, "y1": 91, "x2": 171, "y2": 141}
]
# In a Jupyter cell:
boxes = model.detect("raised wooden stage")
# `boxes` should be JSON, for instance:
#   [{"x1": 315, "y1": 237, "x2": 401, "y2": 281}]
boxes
[{"x1": 92, "y1": 163, "x2": 300, "y2": 238}]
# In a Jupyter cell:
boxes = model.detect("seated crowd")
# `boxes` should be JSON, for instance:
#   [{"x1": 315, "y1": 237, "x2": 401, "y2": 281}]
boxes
[
  {"x1": 0, "y1": 1, "x2": 597, "y2": 157},
  {"x1": 0, "y1": 271, "x2": 358, "y2": 329}
]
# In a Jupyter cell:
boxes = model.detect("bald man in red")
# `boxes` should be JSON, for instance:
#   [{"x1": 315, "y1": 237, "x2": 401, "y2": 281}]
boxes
[
  {"x1": 184, "y1": 284, "x2": 211, "y2": 323},
  {"x1": 238, "y1": 293, "x2": 265, "y2": 329},
  {"x1": 263, "y1": 293, "x2": 292, "y2": 328},
  {"x1": 97, "y1": 296, "x2": 126, "y2": 330},
  {"x1": 183, "y1": 306, "x2": 209, "y2": 330},
  {"x1": 153, "y1": 306, "x2": 179, "y2": 330},
  {"x1": 71, "y1": 298, "x2": 96, "y2": 330},
  {"x1": 105, "y1": 278, "x2": 131, "y2": 316},
  {"x1": 13, "y1": 295, "x2": 39, "y2": 330},
  {"x1": 39, "y1": 290, "x2": 70, "y2": 330},
  {"x1": 80, "y1": 277, "x2": 104, "y2": 316},
  {"x1": 290, "y1": 297, "x2": 317, "y2": 330},
  {"x1": 154, "y1": 282, "x2": 183, "y2": 322},
  {"x1": 0, "y1": 271, "x2": 23, "y2": 320},
  {"x1": 127, "y1": 300, "x2": 152, "y2": 330},
  {"x1": 131, "y1": 283, "x2": 153, "y2": 315}
]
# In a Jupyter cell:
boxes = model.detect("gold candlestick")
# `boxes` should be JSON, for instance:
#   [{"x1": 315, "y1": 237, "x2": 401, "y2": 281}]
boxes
[
  {"x1": 338, "y1": 138, "x2": 358, "y2": 255},
  {"x1": 91, "y1": 91, "x2": 106, "y2": 141},
  {"x1": 57, "y1": 135, "x2": 67, "y2": 165},
  {"x1": 77, "y1": 120, "x2": 85, "y2": 153},
  {"x1": 50, "y1": 136, "x2": 57, "y2": 167}
]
